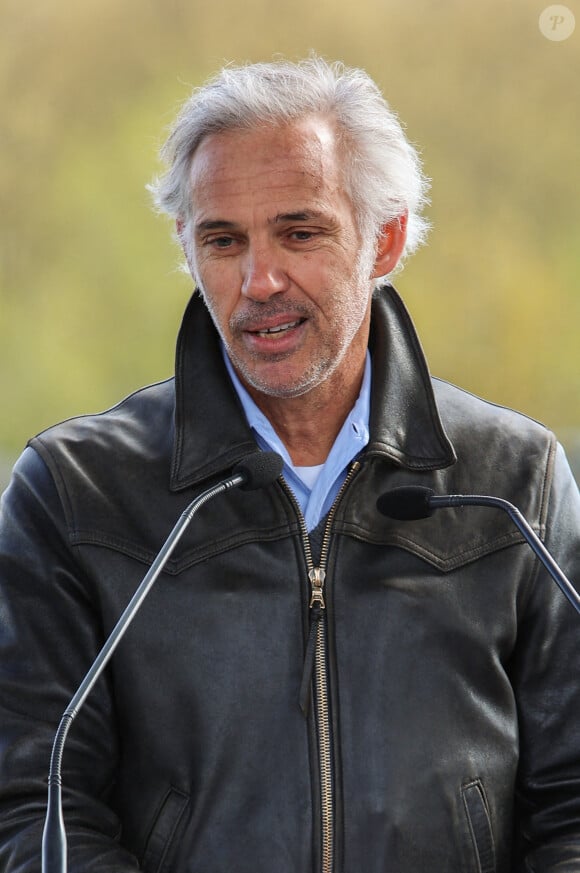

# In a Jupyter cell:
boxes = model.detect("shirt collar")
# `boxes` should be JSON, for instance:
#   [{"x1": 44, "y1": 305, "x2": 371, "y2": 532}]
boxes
[
  {"x1": 222, "y1": 347, "x2": 371, "y2": 528},
  {"x1": 222, "y1": 346, "x2": 371, "y2": 468}
]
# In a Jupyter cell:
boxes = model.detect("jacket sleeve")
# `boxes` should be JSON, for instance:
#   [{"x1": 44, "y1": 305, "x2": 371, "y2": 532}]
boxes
[
  {"x1": 511, "y1": 442, "x2": 580, "y2": 871},
  {"x1": 0, "y1": 447, "x2": 141, "y2": 872}
]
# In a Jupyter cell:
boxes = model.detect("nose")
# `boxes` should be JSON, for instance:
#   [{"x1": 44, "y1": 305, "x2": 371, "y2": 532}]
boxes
[{"x1": 241, "y1": 243, "x2": 288, "y2": 301}]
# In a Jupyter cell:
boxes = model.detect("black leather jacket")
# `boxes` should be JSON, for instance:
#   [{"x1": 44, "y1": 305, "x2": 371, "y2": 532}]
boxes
[{"x1": 1, "y1": 285, "x2": 579, "y2": 873}]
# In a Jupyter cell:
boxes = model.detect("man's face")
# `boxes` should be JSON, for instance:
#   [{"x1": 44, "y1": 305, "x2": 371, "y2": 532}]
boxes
[{"x1": 182, "y1": 116, "x2": 376, "y2": 402}]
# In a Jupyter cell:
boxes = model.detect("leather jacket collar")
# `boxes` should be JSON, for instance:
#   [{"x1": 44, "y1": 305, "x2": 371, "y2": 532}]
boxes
[{"x1": 170, "y1": 284, "x2": 456, "y2": 491}]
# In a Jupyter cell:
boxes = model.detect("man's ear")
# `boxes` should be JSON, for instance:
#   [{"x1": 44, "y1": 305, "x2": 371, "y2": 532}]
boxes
[{"x1": 371, "y1": 214, "x2": 408, "y2": 278}]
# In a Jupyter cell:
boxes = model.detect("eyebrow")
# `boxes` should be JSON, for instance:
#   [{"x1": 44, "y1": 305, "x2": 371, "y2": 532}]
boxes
[
  {"x1": 194, "y1": 210, "x2": 331, "y2": 237},
  {"x1": 273, "y1": 211, "x2": 326, "y2": 223},
  {"x1": 195, "y1": 219, "x2": 238, "y2": 234}
]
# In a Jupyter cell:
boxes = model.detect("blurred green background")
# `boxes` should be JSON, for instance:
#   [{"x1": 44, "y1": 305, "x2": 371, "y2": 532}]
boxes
[{"x1": 1, "y1": 0, "x2": 579, "y2": 489}]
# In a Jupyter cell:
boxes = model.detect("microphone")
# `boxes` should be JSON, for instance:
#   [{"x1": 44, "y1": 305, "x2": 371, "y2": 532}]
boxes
[
  {"x1": 42, "y1": 451, "x2": 283, "y2": 873},
  {"x1": 376, "y1": 486, "x2": 580, "y2": 617}
]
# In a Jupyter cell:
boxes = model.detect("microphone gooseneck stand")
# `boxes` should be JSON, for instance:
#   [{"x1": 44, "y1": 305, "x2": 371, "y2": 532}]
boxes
[{"x1": 42, "y1": 451, "x2": 283, "y2": 873}]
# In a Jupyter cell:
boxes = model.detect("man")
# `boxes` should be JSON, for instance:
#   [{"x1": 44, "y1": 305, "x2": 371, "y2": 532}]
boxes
[{"x1": 0, "y1": 57, "x2": 579, "y2": 873}]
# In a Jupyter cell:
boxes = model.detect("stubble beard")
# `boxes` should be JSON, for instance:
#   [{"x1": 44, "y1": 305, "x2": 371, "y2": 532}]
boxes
[
  {"x1": 203, "y1": 286, "x2": 371, "y2": 401},
  {"x1": 193, "y1": 243, "x2": 376, "y2": 401}
]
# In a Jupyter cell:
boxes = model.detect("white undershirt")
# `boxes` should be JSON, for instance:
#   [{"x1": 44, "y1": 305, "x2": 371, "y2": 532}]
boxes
[{"x1": 294, "y1": 464, "x2": 325, "y2": 490}]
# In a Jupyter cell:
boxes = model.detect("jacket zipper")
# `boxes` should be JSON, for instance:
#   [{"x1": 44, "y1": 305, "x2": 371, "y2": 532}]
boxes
[{"x1": 281, "y1": 460, "x2": 361, "y2": 873}]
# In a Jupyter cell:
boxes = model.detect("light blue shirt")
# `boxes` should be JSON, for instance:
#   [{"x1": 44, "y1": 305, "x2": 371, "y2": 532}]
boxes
[{"x1": 223, "y1": 350, "x2": 371, "y2": 530}]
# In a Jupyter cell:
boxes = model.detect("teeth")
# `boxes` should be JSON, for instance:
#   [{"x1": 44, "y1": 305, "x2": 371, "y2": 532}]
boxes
[{"x1": 255, "y1": 320, "x2": 300, "y2": 336}]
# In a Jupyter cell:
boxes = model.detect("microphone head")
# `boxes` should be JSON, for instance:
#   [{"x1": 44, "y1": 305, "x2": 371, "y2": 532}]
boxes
[
  {"x1": 234, "y1": 451, "x2": 284, "y2": 491},
  {"x1": 376, "y1": 486, "x2": 435, "y2": 521}
]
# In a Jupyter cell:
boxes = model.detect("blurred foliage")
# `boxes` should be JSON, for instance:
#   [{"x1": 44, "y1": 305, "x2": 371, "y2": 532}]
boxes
[{"x1": 1, "y1": 0, "x2": 579, "y2": 481}]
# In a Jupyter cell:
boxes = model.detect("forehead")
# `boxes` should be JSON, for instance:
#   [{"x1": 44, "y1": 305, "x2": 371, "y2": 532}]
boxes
[{"x1": 187, "y1": 117, "x2": 350, "y2": 217}]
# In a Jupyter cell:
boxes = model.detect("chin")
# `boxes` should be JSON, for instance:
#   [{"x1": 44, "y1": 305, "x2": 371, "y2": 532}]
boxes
[
  {"x1": 244, "y1": 367, "x2": 332, "y2": 400},
  {"x1": 245, "y1": 378, "x2": 309, "y2": 399},
  {"x1": 233, "y1": 351, "x2": 336, "y2": 400}
]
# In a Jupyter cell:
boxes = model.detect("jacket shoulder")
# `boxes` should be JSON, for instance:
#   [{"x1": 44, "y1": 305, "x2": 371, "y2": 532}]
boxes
[
  {"x1": 29, "y1": 378, "x2": 175, "y2": 466},
  {"x1": 25, "y1": 380, "x2": 176, "y2": 537},
  {"x1": 433, "y1": 377, "x2": 555, "y2": 456},
  {"x1": 432, "y1": 377, "x2": 558, "y2": 523}
]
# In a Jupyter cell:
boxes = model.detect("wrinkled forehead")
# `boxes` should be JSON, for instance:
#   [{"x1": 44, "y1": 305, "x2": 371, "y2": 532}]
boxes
[{"x1": 187, "y1": 116, "x2": 348, "y2": 202}]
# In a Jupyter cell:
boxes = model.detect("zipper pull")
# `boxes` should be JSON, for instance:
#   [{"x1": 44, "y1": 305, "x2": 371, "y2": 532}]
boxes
[
  {"x1": 299, "y1": 605, "x2": 323, "y2": 717},
  {"x1": 308, "y1": 567, "x2": 326, "y2": 609},
  {"x1": 300, "y1": 567, "x2": 326, "y2": 716}
]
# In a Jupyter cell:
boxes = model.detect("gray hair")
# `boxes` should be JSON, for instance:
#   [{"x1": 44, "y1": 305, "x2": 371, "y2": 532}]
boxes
[{"x1": 149, "y1": 57, "x2": 430, "y2": 265}]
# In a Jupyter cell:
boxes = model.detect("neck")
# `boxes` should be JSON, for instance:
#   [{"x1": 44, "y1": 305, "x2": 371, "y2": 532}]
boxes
[{"x1": 245, "y1": 362, "x2": 366, "y2": 467}]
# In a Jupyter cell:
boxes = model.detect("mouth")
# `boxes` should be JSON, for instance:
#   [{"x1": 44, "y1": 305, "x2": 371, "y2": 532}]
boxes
[
  {"x1": 250, "y1": 318, "x2": 306, "y2": 338},
  {"x1": 238, "y1": 313, "x2": 310, "y2": 357}
]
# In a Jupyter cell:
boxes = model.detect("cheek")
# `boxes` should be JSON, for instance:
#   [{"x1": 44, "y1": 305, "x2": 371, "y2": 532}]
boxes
[
  {"x1": 331, "y1": 281, "x2": 371, "y2": 337},
  {"x1": 197, "y1": 261, "x2": 238, "y2": 312},
  {"x1": 289, "y1": 256, "x2": 345, "y2": 306}
]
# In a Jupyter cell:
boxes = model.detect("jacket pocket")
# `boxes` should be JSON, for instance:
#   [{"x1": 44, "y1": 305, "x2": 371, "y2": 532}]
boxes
[
  {"x1": 462, "y1": 779, "x2": 496, "y2": 873},
  {"x1": 142, "y1": 786, "x2": 190, "y2": 873}
]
